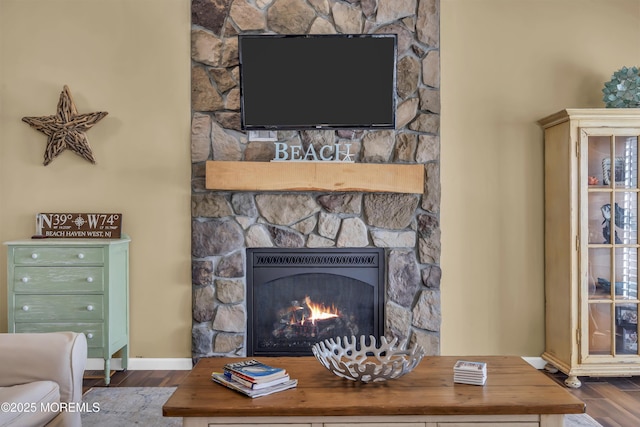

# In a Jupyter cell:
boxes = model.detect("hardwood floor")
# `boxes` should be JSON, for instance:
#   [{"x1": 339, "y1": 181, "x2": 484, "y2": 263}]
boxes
[
  {"x1": 543, "y1": 370, "x2": 640, "y2": 427},
  {"x1": 82, "y1": 369, "x2": 189, "y2": 393},
  {"x1": 83, "y1": 368, "x2": 640, "y2": 427}
]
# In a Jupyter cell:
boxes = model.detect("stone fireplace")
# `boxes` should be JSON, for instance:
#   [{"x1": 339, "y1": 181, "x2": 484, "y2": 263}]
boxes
[{"x1": 190, "y1": 0, "x2": 441, "y2": 360}]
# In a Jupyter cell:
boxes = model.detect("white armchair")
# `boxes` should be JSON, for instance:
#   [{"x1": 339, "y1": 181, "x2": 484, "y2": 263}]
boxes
[{"x1": 0, "y1": 332, "x2": 87, "y2": 426}]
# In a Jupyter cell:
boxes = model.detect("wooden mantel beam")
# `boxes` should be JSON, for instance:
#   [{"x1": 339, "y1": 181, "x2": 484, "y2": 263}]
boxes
[{"x1": 205, "y1": 161, "x2": 424, "y2": 194}]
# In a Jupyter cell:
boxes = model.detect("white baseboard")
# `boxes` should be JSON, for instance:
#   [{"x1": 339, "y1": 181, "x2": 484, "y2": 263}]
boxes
[
  {"x1": 522, "y1": 356, "x2": 547, "y2": 370},
  {"x1": 86, "y1": 358, "x2": 192, "y2": 371}
]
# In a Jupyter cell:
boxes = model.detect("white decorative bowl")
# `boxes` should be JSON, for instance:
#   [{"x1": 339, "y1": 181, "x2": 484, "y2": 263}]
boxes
[{"x1": 311, "y1": 335, "x2": 425, "y2": 383}]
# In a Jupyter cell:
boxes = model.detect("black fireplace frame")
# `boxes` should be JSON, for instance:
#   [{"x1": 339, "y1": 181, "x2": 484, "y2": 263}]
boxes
[{"x1": 246, "y1": 247, "x2": 385, "y2": 356}]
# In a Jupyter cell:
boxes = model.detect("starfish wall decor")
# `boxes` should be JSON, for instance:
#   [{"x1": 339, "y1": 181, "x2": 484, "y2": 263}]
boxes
[{"x1": 22, "y1": 85, "x2": 108, "y2": 165}]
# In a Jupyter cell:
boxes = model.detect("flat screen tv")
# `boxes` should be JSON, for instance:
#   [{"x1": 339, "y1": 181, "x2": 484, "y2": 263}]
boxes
[{"x1": 238, "y1": 34, "x2": 397, "y2": 131}]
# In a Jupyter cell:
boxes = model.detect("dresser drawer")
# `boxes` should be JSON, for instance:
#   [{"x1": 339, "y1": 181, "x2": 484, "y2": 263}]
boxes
[
  {"x1": 14, "y1": 322, "x2": 104, "y2": 348},
  {"x1": 14, "y1": 295, "x2": 103, "y2": 322},
  {"x1": 13, "y1": 266, "x2": 104, "y2": 292},
  {"x1": 13, "y1": 247, "x2": 104, "y2": 265}
]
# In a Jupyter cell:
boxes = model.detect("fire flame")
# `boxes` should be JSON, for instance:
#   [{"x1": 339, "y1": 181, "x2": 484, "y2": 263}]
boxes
[{"x1": 291, "y1": 296, "x2": 339, "y2": 325}]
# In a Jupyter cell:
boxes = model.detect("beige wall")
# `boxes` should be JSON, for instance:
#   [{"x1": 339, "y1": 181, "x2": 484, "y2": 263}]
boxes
[
  {"x1": 0, "y1": 0, "x2": 192, "y2": 357},
  {"x1": 440, "y1": 0, "x2": 640, "y2": 355},
  {"x1": 1, "y1": 0, "x2": 639, "y2": 358}
]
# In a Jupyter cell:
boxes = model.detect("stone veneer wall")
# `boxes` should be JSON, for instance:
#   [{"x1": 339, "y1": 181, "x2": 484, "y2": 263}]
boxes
[{"x1": 190, "y1": 0, "x2": 441, "y2": 359}]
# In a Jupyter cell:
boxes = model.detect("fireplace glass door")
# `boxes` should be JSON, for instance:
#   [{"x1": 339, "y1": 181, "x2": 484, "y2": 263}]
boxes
[{"x1": 247, "y1": 248, "x2": 384, "y2": 356}]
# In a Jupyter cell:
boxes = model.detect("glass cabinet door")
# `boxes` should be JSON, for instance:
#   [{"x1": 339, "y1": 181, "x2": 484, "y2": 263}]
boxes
[{"x1": 585, "y1": 130, "x2": 639, "y2": 359}]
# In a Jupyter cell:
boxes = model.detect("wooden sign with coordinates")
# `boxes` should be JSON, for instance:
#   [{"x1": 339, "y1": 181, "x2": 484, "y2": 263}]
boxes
[{"x1": 35, "y1": 213, "x2": 122, "y2": 239}]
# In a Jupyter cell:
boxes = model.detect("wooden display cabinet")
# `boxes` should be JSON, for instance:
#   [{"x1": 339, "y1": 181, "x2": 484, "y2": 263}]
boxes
[{"x1": 539, "y1": 109, "x2": 640, "y2": 387}]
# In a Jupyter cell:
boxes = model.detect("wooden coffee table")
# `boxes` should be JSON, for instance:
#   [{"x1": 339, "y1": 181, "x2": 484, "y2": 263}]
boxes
[{"x1": 163, "y1": 355, "x2": 585, "y2": 427}]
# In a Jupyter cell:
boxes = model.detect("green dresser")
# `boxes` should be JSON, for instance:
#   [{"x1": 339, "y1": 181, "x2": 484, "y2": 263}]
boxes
[{"x1": 5, "y1": 235, "x2": 130, "y2": 385}]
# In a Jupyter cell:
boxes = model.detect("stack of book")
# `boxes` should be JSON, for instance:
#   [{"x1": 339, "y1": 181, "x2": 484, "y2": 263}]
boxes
[
  {"x1": 453, "y1": 360, "x2": 487, "y2": 386},
  {"x1": 211, "y1": 359, "x2": 298, "y2": 398}
]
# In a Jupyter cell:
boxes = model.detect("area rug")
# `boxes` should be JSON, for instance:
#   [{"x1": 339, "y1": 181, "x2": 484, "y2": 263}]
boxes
[
  {"x1": 566, "y1": 413, "x2": 603, "y2": 426},
  {"x1": 81, "y1": 387, "x2": 181, "y2": 426},
  {"x1": 81, "y1": 386, "x2": 602, "y2": 427}
]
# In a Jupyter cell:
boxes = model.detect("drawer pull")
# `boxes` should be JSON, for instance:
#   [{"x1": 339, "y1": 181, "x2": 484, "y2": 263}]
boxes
[
  {"x1": 86, "y1": 333, "x2": 94, "y2": 339},
  {"x1": 21, "y1": 277, "x2": 29, "y2": 283},
  {"x1": 22, "y1": 305, "x2": 29, "y2": 311},
  {"x1": 86, "y1": 277, "x2": 94, "y2": 283},
  {"x1": 31, "y1": 253, "x2": 38, "y2": 259},
  {"x1": 77, "y1": 253, "x2": 85, "y2": 259},
  {"x1": 86, "y1": 305, "x2": 94, "y2": 311}
]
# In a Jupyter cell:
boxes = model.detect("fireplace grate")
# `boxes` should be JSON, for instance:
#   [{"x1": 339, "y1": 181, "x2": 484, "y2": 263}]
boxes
[{"x1": 254, "y1": 254, "x2": 378, "y2": 267}]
